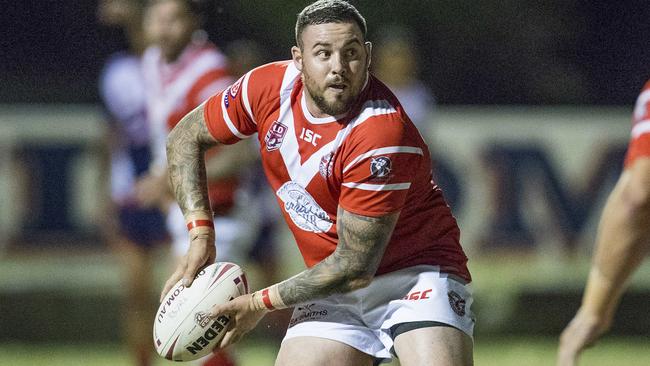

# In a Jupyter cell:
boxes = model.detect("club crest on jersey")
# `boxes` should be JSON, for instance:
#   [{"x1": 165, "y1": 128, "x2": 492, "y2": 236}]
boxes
[
  {"x1": 265, "y1": 121, "x2": 288, "y2": 151},
  {"x1": 319, "y1": 152, "x2": 334, "y2": 178},
  {"x1": 276, "y1": 181, "x2": 333, "y2": 233},
  {"x1": 370, "y1": 156, "x2": 392, "y2": 179}
]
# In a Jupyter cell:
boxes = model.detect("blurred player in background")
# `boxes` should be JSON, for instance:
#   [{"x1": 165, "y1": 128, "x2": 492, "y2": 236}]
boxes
[
  {"x1": 224, "y1": 38, "x2": 284, "y2": 286},
  {"x1": 224, "y1": 39, "x2": 290, "y2": 340},
  {"x1": 557, "y1": 82, "x2": 650, "y2": 366},
  {"x1": 225, "y1": 39, "x2": 266, "y2": 80},
  {"x1": 164, "y1": 1, "x2": 475, "y2": 365},
  {"x1": 97, "y1": 1, "x2": 167, "y2": 365},
  {"x1": 373, "y1": 25, "x2": 436, "y2": 142},
  {"x1": 137, "y1": 0, "x2": 256, "y2": 365},
  {"x1": 372, "y1": 26, "x2": 464, "y2": 209}
]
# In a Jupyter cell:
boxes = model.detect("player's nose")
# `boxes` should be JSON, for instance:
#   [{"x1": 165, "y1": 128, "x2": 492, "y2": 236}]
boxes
[{"x1": 330, "y1": 52, "x2": 347, "y2": 75}]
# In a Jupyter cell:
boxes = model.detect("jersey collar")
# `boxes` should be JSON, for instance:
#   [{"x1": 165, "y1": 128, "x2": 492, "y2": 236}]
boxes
[{"x1": 300, "y1": 75, "x2": 370, "y2": 125}]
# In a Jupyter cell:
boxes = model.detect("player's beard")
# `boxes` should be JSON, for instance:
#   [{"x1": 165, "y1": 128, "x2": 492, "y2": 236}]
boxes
[{"x1": 302, "y1": 69, "x2": 361, "y2": 117}]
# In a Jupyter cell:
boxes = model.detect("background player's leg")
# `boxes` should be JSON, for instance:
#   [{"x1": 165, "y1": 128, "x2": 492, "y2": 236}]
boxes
[
  {"x1": 118, "y1": 239, "x2": 156, "y2": 366},
  {"x1": 275, "y1": 337, "x2": 374, "y2": 366},
  {"x1": 393, "y1": 326, "x2": 473, "y2": 366}
]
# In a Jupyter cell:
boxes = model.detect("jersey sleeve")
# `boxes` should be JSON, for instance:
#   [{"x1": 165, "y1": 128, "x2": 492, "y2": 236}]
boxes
[
  {"x1": 339, "y1": 116, "x2": 424, "y2": 217},
  {"x1": 204, "y1": 61, "x2": 288, "y2": 145},
  {"x1": 625, "y1": 80, "x2": 650, "y2": 167},
  {"x1": 203, "y1": 73, "x2": 257, "y2": 144}
]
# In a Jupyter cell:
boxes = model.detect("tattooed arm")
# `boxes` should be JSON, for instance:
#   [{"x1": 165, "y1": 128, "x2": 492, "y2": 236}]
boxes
[
  {"x1": 167, "y1": 103, "x2": 218, "y2": 215},
  {"x1": 277, "y1": 206, "x2": 400, "y2": 305},
  {"x1": 211, "y1": 205, "x2": 400, "y2": 346},
  {"x1": 160, "y1": 103, "x2": 220, "y2": 299}
]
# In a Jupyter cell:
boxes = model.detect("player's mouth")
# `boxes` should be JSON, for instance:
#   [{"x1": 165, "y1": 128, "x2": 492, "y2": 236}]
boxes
[{"x1": 327, "y1": 83, "x2": 347, "y2": 93}]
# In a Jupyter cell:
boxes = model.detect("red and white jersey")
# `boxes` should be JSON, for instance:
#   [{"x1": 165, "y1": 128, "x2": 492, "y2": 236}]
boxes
[
  {"x1": 143, "y1": 39, "x2": 236, "y2": 212},
  {"x1": 143, "y1": 38, "x2": 231, "y2": 167},
  {"x1": 625, "y1": 80, "x2": 650, "y2": 167},
  {"x1": 204, "y1": 61, "x2": 470, "y2": 281}
]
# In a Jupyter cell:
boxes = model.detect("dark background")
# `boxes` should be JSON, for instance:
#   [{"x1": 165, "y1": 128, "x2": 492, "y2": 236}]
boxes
[{"x1": 2, "y1": 0, "x2": 649, "y2": 105}]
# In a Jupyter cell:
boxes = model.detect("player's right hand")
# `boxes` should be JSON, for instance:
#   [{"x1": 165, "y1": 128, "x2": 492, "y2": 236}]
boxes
[
  {"x1": 556, "y1": 309, "x2": 611, "y2": 366},
  {"x1": 160, "y1": 229, "x2": 216, "y2": 302},
  {"x1": 209, "y1": 293, "x2": 268, "y2": 348}
]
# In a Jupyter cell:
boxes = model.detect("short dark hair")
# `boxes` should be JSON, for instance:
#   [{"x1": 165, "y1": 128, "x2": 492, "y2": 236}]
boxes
[{"x1": 295, "y1": 0, "x2": 367, "y2": 48}]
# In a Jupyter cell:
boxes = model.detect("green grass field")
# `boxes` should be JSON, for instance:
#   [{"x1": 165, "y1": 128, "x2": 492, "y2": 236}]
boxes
[
  {"x1": 2, "y1": 337, "x2": 650, "y2": 366},
  {"x1": 3, "y1": 251, "x2": 650, "y2": 366}
]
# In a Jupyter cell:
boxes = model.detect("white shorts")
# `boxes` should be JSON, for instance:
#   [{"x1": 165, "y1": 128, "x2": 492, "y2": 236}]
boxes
[{"x1": 283, "y1": 265, "x2": 475, "y2": 362}]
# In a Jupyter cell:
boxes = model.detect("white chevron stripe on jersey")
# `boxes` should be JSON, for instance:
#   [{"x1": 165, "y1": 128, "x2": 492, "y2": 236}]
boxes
[
  {"x1": 631, "y1": 120, "x2": 650, "y2": 138},
  {"x1": 281, "y1": 63, "x2": 301, "y2": 105},
  {"x1": 341, "y1": 182, "x2": 412, "y2": 191},
  {"x1": 279, "y1": 97, "x2": 399, "y2": 187},
  {"x1": 342, "y1": 146, "x2": 423, "y2": 173}
]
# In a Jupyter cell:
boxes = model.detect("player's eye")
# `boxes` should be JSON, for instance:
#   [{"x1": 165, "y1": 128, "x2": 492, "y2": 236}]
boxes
[{"x1": 316, "y1": 50, "x2": 330, "y2": 59}]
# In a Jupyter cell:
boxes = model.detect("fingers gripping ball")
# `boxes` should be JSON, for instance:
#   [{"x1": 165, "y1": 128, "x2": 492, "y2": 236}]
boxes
[{"x1": 153, "y1": 262, "x2": 249, "y2": 361}]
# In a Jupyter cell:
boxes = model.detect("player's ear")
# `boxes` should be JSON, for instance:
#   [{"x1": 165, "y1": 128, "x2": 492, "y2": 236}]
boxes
[
  {"x1": 364, "y1": 41, "x2": 372, "y2": 69},
  {"x1": 292, "y1": 46, "x2": 303, "y2": 72}
]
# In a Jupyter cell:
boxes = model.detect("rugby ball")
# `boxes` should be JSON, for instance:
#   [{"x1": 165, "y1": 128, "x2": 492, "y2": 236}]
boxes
[{"x1": 153, "y1": 262, "x2": 249, "y2": 361}]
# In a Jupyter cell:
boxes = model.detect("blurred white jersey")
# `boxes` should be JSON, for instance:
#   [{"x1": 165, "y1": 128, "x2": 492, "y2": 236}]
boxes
[
  {"x1": 100, "y1": 53, "x2": 150, "y2": 204},
  {"x1": 142, "y1": 38, "x2": 258, "y2": 259},
  {"x1": 142, "y1": 38, "x2": 232, "y2": 171}
]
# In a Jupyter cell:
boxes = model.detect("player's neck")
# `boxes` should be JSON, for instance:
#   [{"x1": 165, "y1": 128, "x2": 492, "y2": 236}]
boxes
[{"x1": 303, "y1": 93, "x2": 331, "y2": 119}]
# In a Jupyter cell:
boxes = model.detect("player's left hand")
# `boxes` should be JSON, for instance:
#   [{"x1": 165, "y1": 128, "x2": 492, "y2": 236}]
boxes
[{"x1": 209, "y1": 294, "x2": 268, "y2": 348}]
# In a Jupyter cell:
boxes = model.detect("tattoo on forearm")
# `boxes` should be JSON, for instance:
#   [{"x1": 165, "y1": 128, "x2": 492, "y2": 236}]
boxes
[
  {"x1": 277, "y1": 207, "x2": 399, "y2": 306},
  {"x1": 167, "y1": 103, "x2": 218, "y2": 216}
]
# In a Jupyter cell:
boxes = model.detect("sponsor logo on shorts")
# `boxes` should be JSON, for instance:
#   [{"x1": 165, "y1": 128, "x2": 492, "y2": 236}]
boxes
[
  {"x1": 370, "y1": 156, "x2": 392, "y2": 179},
  {"x1": 447, "y1": 290, "x2": 466, "y2": 316},
  {"x1": 265, "y1": 121, "x2": 288, "y2": 151},
  {"x1": 289, "y1": 303, "x2": 328, "y2": 327},
  {"x1": 402, "y1": 288, "x2": 433, "y2": 300},
  {"x1": 277, "y1": 181, "x2": 333, "y2": 233}
]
